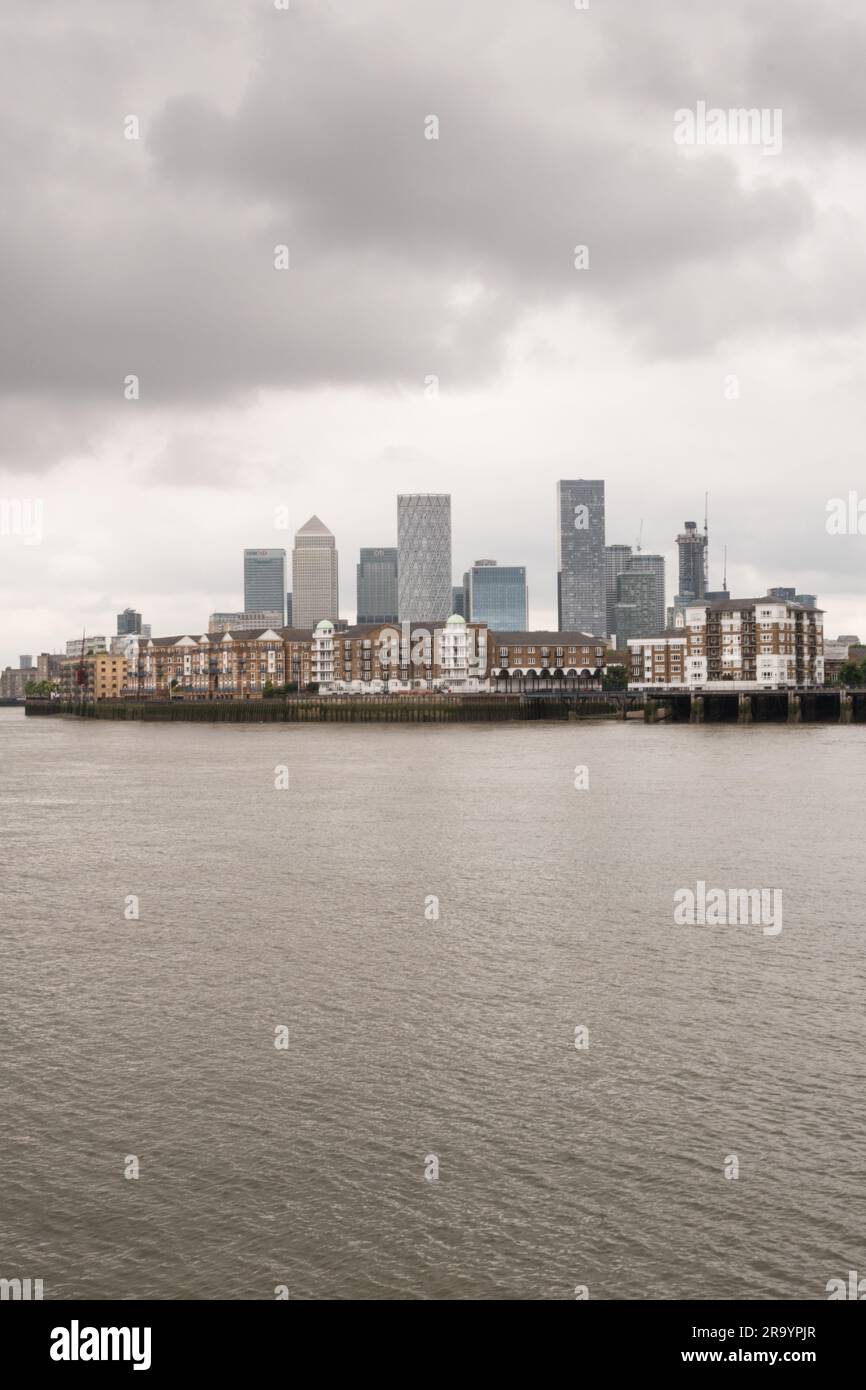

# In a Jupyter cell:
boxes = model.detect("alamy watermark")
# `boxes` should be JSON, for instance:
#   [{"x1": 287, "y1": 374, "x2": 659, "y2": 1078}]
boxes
[
  {"x1": 674, "y1": 102, "x2": 782, "y2": 157},
  {"x1": 674, "y1": 881, "x2": 782, "y2": 936},
  {"x1": 0, "y1": 1276, "x2": 43, "y2": 1300},
  {"x1": 0, "y1": 498, "x2": 43, "y2": 545},
  {"x1": 826, "y1": 492, "x2": 866, "y2": 535}
]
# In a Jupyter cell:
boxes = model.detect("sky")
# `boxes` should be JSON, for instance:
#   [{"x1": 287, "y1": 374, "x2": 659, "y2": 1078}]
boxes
[{"x1": 2, "y1": 0, "x2": 866, "y2": 665}]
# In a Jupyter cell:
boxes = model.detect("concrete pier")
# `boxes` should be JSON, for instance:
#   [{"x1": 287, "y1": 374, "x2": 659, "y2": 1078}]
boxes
[{"x1": 738, "y1": 694, "x2": 753, "y2": 725}]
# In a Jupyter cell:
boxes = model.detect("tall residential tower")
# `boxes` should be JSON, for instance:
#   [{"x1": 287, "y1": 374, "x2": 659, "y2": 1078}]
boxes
[
  {"x1": 676, "y1": 521, "x2": 708, "y2": 604},
  {"x1": 557, "y1": 480, "x2": 606, "y2": 635}
]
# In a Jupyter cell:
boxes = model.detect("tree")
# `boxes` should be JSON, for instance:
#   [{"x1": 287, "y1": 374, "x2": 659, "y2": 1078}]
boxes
[
  {"x1": 840, "y1": 660, "x2": 866, "y2": 686},
  {"x1": 603, "y1": 665, "x2": 627, "y2": 690}
]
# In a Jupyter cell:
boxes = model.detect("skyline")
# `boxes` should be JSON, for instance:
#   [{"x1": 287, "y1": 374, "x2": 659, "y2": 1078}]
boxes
[
  {"x1": 3, "y1": 0, "x2": 866, "y2": 659},
  {"x1": 0, "y1": 477, "x2": 849, "y2": 663}
]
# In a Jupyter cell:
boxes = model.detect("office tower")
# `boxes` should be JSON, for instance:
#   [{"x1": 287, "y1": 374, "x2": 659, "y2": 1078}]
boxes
[
  {"x1": 628, "y1": 553, "x2": 666, "y2": 634},
  {"x1": 465, "y1": 560, "x2": 528, "y2": 630},
  {"x1": 356, "y1": 547, "x2": 399, "y2": 623},
  {"x1": 19, "y1": 655, "x2": 33, "y2": 670},
  {"x1": 244, "y1": 548, "x2": 286, "y2": 623},
  {"x1": 397, "y1": 494, "x2": 452, "y2": 621},
  {"x1": 117, "y1": 607, "x2": 142, "y2": 636},
  {"x1": 614, "y1": 571, "x2": 660, "y2": 644},
  {"x1": 451, "y1": 585, "x2": 465, "y2": 618},
  {"x1": 605, "y1": 545, "x2": 633, "y2": 639},
  {"x1": 286, "y1": 593, "x2": 292, "y2": 626},
  {"x1": 767, "y1": 586, "x2": 817, "y2": 608},
  {"x1": 676, "y1": 520, "x2": 708, "y2": 602},
  {"x1": 557, "y1": 480, "x2": 606, "y2": 634},
  {"x1": 292, "y1": 518, "x2": 338, "y2": 629}
]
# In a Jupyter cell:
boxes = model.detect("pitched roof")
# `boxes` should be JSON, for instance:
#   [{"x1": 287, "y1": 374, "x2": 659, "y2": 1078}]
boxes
[{"x1": 295, "y1": 514, "x2": 332, "y2": 537}]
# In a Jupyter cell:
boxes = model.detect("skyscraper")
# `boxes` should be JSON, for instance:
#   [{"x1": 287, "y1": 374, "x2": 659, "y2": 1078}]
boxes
[
  {"x1": 451, "y1": 585, "x2": 465, "y2": 617},
  {"x1": 356, "y1": 548, "x2": 398, "y2": 623},
  {"x1": 292, "y1": 518, "x2": 338, "y2": 629},
  {"x1": 605, "y1": 544, "x2": 633, "y2": 639},
  {"x1": 557, "y1": 480, "x2": 606, "y2": 635},
  {"x1": 397, "y1": 494, "x2": 452, "y2": 621},
  {"x1": 116, "y1": 607, "x2": 142, "y2": 636},
  {"x1": 627, "y1": 553, "x2": 666, "y2": 634},
  {"x1": 676, "y1": 521, "x2": 708, "y2": 603},
  {"x1": 464, "y1": 560, "x2": 528, "y2": 630},
  {"x1": 244, "y1": 549, "x2": 287, "y2": 624},
  {"x1": 615, "y1": 570, "x2": 662, "y2": 644}
]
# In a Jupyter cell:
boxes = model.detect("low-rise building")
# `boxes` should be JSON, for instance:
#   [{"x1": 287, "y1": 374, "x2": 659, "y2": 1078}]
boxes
[
  {"x1": 57, "y1": 619, "x2": 612, "y2": 700},
  {"x1": 1, "y1": 666, "x2": 28, "y2": 699},
  {"x1": 36, "y1": 653, "x2": 63, "y2": 683},
  {"x1": 59, "y1": 652, "x2": 127, "y2": 701},
  {"x1": 489, "y1": 631, "x2": 607, "y2": 692},
  {"x1": 65, "y1": 635, "x2": 108, "y2": 658},
  {"x1": 129, "y1": 628, "x2": 306, "y2": 699},
  {"x1": 311, "y1": 616, "x2": 491, "y2": 693},
  {"x1": 628, "y1": 597, "x2": 824, "y2": 690}
]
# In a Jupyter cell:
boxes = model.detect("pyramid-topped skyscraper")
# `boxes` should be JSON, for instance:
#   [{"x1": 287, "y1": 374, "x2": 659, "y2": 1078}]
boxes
[{"x1": 292, "y1": 515, "x2": 339, "y2": 630}]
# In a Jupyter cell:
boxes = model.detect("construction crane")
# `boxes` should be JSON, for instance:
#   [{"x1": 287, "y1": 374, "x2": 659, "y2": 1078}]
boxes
[{"x1": 635, "y1": 520, "x2": 643, "y2": 554}]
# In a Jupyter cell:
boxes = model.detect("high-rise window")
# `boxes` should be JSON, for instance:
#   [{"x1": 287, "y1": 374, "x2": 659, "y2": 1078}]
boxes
[
  {"x1": 397, "y1": 494, "x2": 452, "y2": 622},
  {"x1": 557, "y1": 480, "x2": 606, "y2": 635}
]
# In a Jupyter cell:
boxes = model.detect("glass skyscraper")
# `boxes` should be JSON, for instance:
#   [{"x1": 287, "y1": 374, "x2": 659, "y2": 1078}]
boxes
[
  {"x1": 464, "y1": 560, "x2": 528, "y2": 630},
  {"x1": 557, "y1": 480, "x2": 606, "y2": 634},
  {"x1": 292, "y1": 518, "x2": 338, "y2": 630},
  {"x1": 604, "y1": 545, "x2": 633, "y2": 640},
  {"x1": 356, "y1": 547, "x2": 398, "y2": 623},
  {"x1": 244, "y1": 549, "x2": 286, "y2": 624},
  {"x1": 615, "y1": 570, "x2": 662, "y2": 643},
  {"x1": 675, "y1": 521, "x2": 708, "y2": 603},
  {"x1": 627, "y1": 553, "x2": 666, "y2": 635},
  {"x1": 397, "y1": 494, "x2": 452, "y2": 621},
  {"x1": 116, "y1": 607, "x2": 143, "y2": 636}
]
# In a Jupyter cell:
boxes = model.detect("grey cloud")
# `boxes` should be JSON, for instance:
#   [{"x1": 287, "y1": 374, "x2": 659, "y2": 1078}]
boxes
[{"x1": 0, "y1": 0, "x2": 845, "y2": 446}]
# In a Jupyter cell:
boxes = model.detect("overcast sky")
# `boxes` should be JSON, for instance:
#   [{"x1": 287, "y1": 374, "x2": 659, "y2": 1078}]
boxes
[{"x1": 2, "y1": 0, "x2": 866, "y2": 664}]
